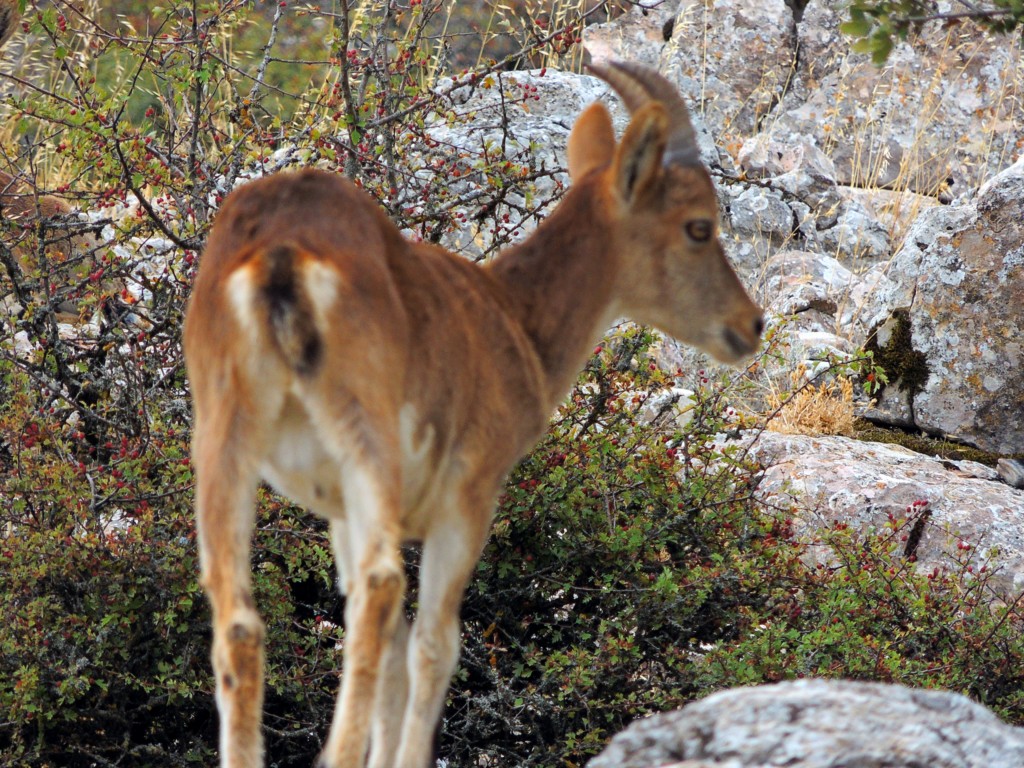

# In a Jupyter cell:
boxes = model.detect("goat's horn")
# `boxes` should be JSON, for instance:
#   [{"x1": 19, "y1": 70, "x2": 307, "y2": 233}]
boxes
[{"x1": 585, "y1": 60, "x2": 701, "y2": 167}]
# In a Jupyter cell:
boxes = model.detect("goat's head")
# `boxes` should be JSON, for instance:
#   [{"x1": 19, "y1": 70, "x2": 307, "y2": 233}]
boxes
[{"x1": 570, "y1": 60, "x2": 763, "y2": 363}]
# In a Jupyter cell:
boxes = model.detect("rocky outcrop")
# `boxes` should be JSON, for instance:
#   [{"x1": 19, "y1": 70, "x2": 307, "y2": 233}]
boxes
[
  {"x1": 747, "y1": 430, "x2": 1024, "y2": 593},
  {"x1": 583, "y1": 1, "x2": 677, "y2": 69},
  {"x1": 862, "y1": 157, "x2": 1024, "y2": 455},
  {"x1": 658, "y1": 146, "x2": 1022, "y2": 458},
  {"x1": 587, "y1": 0, "x2": 1022, "y2": 196},
  {"x1": 587, "y1": 679, "x2": 1024, "y2": 768},
  {"x1": 773, "y1": 0, "x2": 1021, "y2": 196},
  {"x1": 662, "y1": 0, "x2": 796, "y2": 143}
]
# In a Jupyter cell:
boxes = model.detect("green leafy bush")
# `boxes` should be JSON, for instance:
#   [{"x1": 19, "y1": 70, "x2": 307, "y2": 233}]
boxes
[
  {"x1": 445, "y1": 332, "x2": 1024, "y2": 766},
  {"x1": 0, "y1": 353, "x2": 342, "y2": 765}
]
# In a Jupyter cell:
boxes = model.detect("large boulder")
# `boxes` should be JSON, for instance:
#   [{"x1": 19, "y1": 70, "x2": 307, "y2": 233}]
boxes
[
  {"x1": 862, "y1": 156, "x2": 1024, "y2": 455},
  {"x1": 748, "y1": 431, "x2": 1024, "y2": 593},
  {"x1": 587, "y1": 679, "x2": 1024, "y2": 768},
  {"x1": 583, "y1": 1, "x2": 678, "y2": 68}
]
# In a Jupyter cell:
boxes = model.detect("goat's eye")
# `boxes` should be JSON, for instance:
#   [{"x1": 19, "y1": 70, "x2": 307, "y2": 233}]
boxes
[{"x1": 685, "y1": 219, "x2": 713, "y2": 243}]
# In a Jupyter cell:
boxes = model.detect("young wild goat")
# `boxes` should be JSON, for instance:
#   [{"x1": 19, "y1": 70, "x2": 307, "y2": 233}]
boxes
[
  {"x1": 183, "y1": 61, "x2": 763, "y2": 768},
  {"x1": 0, "y1": 0, "x2": 20, "y2": 51},
  {"x1": 1, "y1": 169, "x2": 100, "y2": 322}
]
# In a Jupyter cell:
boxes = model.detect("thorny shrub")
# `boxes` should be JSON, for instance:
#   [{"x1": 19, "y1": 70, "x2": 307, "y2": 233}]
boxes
[{"x1": 2, "y1": 2, "x2": 1023, "y2": 767}]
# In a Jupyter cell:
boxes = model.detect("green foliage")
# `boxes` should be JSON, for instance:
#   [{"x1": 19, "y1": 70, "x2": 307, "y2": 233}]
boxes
[
  {"x1": 699, "y1": 511, "x2": 1024, "y2": 720},
  {"x1": 865, "y1": 308, "x2": 930, "y2": 400},
  {"x1": 0, "y1": 356, "x2": 212, "y2": 764},
  {"x1": 448, "y1": 329, "x2": 780, "y2": 764},
  {"x1": 841, "y1": 0, "x2": 1024, "y2": 64},
  {"x1": 3, "y1": 316, "x2": 1024, "y2": 765},
  {"x1": 0, "y1": 356, "x2": 342, "y2": 765}
]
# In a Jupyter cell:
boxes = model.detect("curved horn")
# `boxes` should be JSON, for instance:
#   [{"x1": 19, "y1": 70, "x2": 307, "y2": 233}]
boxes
[{"x1": 585, "y1": 60, "x2": 701, "y2": 167}]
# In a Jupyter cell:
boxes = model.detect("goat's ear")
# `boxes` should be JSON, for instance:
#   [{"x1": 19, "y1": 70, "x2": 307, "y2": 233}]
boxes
[
  {"x1": 611, "y1": 102, "x2": 668, "y2": 204},
  {"x1": 567, "y1": 102, "x2": 616, "y2": 181}
]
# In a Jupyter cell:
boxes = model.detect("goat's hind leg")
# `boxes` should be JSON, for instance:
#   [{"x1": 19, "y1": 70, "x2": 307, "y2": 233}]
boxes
[
  {"x1": 193, "y1": 418, "x2": 266, "y2": 768},
  {"x1": 328, "y1": 522, "x2": 412, "y2": 768},
  {"x1": 395, "y1": 510, "x2": 493, "y2": 768},
  {"x1": 367, "y1": 611, "x2": 411, "y2": 768}
]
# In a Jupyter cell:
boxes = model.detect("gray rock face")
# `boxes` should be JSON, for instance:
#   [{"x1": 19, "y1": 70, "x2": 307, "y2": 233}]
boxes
[
  {"x1": 863, "y1": 157, "x2": 1024, "y2": 455},
  {"x1": 587, "y1": 679, "x2": 1024, "y2": 768},
  {"x1": 662, "y1": 0, "x2": 796, "y2": 143},
  {"x1": 438, "y1": 14, "x2": 1023, "y2": 453},
  {"x1": 591, "y1": 0, "x2": 1022, "y2": 198},
  {"x1": 1001, "y1": 459, "x2": 1024, "y2": 489},
  {"x1": 584, "y1": 2, "x2": 678, "y2": 68},
  {"x1": 774, "y1": 0, "x2": 1022, "y2": 194},
  {"x1": 748, "y1": 430, "x2": 1024, "y2": 593}
]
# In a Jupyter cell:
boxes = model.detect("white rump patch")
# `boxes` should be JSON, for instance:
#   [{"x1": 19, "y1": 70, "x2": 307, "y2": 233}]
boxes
[
  {"x1": 302, "y1": 259, "x2": 340, "y2": 328},
  {"x1": 225, "y1": 265, "x2": 260, "y2": 345}
]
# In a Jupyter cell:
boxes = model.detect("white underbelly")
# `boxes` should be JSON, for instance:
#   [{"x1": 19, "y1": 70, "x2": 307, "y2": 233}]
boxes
[
  {"x1": 260, "y1": 414, "x2": 343, "y2": 512},
  {"x1": 258, "y1": 397, "x2": 457, "y2": 541}
]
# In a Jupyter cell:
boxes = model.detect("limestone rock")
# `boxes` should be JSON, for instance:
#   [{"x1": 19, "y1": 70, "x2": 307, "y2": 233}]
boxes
[
  {"x1": 738, "y1": 134, "x2": 837, "y2": 189},
  {"x1": 587, "y1": 679, "x2": 1024, "y2": 768},
  {"x1": 999, "y1": 459, "x2": 1024, "y2": 489},
  {"x1": 760, "y1": 249, "x2": 854, "y2": 319},
  {"x1": 583, "y1": 2, "x2": 678, "y2": 68},
  {"x1": 816, "y1": 193, "x2": 891, "y2": 262},
  {"x1": 862, "y1": 157, "x2": 1024, "y2": 454},
  {"x1": 662, "y1": 0, "x2": 796, "y2": 145},
  {"x1": 772, "y1": 0, "x2": 1023, "y2": 194},
  {"x1": 726, "y1": 184, "x2": 795, "y2": 243},
  {"x1": 840, "y1": 186, "x2": 942, "y2": 240},
  {"x1": 1003, "y1": 460, "x2": 1024, "y2": 489},
  {"x1": 730, "y1": 135, "x2": 894, "y2": 265},
  {"x1": 430, "y1": 67, "x2": 613, "y2": 175},
  {"x1": 748, "y1": 431, "x2": 1024, "y2": 593}
]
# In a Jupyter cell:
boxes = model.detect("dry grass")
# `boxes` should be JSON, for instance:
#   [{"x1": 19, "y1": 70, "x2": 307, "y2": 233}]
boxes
[{"x1": 766, "y1": 366, "x2": 856, "y2": 437}]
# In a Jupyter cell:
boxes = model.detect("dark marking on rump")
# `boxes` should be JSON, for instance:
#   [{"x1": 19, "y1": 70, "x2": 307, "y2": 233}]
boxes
[{"x1": 262, "y1": 244, "x2": 323, "y2": 375}]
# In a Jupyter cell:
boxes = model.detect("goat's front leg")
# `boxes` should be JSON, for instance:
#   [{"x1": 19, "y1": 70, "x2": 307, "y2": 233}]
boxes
[
  {"x1": 319, "y1": 464, "x2": 406, "y2": 768},
  {"x1": 394, "y1": 511, "x2": 493, "y2": 768}
]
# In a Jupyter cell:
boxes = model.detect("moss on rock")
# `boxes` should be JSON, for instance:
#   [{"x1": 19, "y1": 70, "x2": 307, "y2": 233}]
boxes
[
  {"x1": 852, "y1": 418, "x2": 1024, "y2": 466},
  {"x1": 865, "y1": 308, "x2": 930, "y2": 401}
]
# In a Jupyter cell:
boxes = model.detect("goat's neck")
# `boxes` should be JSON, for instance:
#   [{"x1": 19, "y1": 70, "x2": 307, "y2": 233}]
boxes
[{"x1": 488, "y1": 180, "x2": 620, "y2": 408}]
